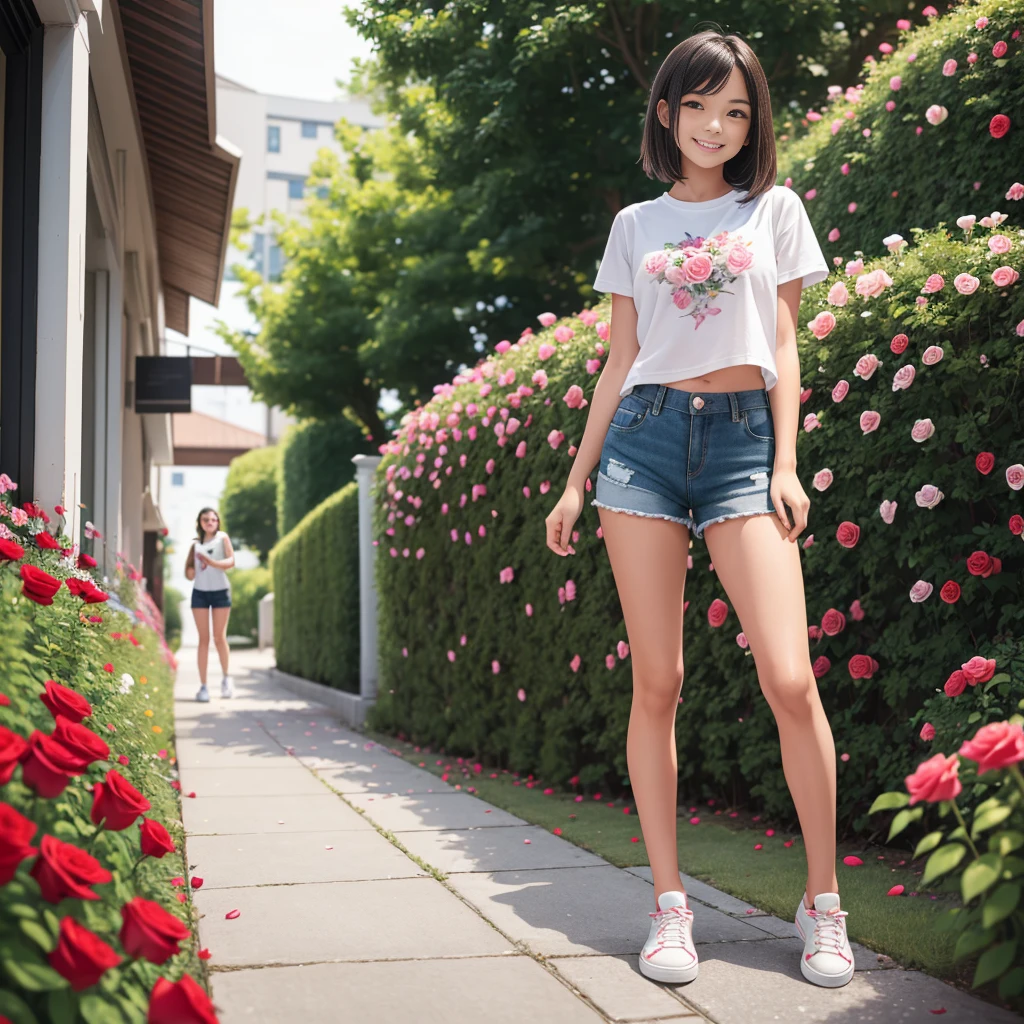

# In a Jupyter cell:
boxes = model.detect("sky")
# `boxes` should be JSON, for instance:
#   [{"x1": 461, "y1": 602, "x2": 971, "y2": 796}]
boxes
[{"x1": 213, "y1": 0, "x2": 376, "y2": 100}]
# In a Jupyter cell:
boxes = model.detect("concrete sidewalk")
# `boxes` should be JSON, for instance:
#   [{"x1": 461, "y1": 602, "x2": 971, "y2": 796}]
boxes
[{"x1": 173, "y1": 647, "x2": 1018, "y2": 1024}]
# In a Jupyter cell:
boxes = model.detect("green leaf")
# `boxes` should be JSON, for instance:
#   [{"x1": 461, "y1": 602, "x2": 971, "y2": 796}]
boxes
[
  {"x1": 998, "y1": 966, "x2": 1024, "y2": 999},
  {"x1": 996, "y1": 831, "x2": 1024, "y2": 856},
  {"x1": 18, "y1": 920, "x2": 54, "y2": 953},
  {"x1": 922, "y1": 843, "x2": 967, "y2": 886},
  {"x1": 868, "y1": 791, "x2": 910, "y2": 814},
  {"x1": 2, "y1": 957, "x2": 69, "y2": 992},
  {"x1": 47, "y1": 988, "x2": 77, "y2": 1024},
  {"x1": 913, "y1": 830, "x2": 945, "y2": 859},
  {"x1": 6, "y1": 904, "x2": 39, "y2": 921},
  {"x1": 967, "y1": 711, "x2": 982, "y2": 724},
  {"x1": 80, "y1": 993, "x2": 127, "y2": 1024},
  {"x1": 982, "y1": 882, "x2": 1021, "y2": 928},
  {"x1": 888, "y1": 805, "x2": 924, "y2": 841},
  {"x1": 973, "y1": 938, "x2": 1018, "y2": 989},
  {"x1": 0, "y1": 989, "x2": 40, "y2": 1024},
  {"x1": 955, "y1": 925, "x2": 996, "y2": 962},
  {"x1": 947, "y1": 825, "x2": 967, "y2": 841},
  {"x1": 963, "y1": 854, "x2": 1003, "y2": 902},
  {"x1": 972, "y1": 805, "x2": 1012, "y2": 839}
]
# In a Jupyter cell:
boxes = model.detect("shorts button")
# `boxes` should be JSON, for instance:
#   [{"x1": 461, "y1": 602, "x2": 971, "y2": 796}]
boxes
[{"x1": 692, "y1": 395, "x2": 704, "y2": 409}]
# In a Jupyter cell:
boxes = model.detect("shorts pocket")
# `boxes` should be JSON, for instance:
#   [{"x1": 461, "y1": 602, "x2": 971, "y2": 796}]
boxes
[
  {"x1": 742, "y1": 405, "x2": 774, "y2": 441},
  {"x1": 609, "y1": 394, "x2": 650, "y2": 432}
]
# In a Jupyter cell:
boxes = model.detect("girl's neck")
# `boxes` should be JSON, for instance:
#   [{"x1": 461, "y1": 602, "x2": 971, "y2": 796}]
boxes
[{"x1": 202, "y1": 530, "x2": 217, "y2": 542}]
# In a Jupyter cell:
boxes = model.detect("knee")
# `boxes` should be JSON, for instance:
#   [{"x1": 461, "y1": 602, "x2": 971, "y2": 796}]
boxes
[
  {"x1": 760, "y1": 669, "x2": 816, "y2": 718},
  {"x1": 632, "y1": 664, "x2": 685, "y2": 716}
]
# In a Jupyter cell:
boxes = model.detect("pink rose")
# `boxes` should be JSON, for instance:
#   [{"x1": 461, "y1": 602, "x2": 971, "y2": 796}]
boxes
[
  {"x1": 921, "y1": 345, "x2": 944, "y2": 365},
  {"x1": 683, "y1": 254, "x2": 714, "y2": 283},
  {"x1": 707, "y1": 598, "x2": 729, "y2": 628},
  {"x1": 925, "y1": 104, "x2": 949, "y2": 126},
  {"x1": 892, "y1": 365, "x2": 915, "y2": 391},
  {"x1": 915, "y1": 484, "x2": 944, "y2": 508},
  {"x1": 803, "y1": 413, "x2": 821, "y2": 432},
  {"x1": 562, "y1": 384, "x2": 587, "y2": 409},
  {"x1": 812, "y1": 656, "x2": 831, "y2": 678},
  {"x1": 945, "y1": 670, "x2": 967, "y2": 697},
  {"x1": 909, "y1": 580, "x2": 933, "y2": 603},
  {"x1": 808, "y1": 311, "x2": 837, "y2": 339},
  {"x1": 644, "y1": 251, "x2": 670, "y2": 275},
  {"x1": 879, "y1": 500, "x2": 897, "y2": 524},
  {"x1": 860, "y1": 410, "x2": 881, "y2": 433},
  {"x1": 848, "y1": 654, "x2": 878, "y2": 679},
  {"x1": 812, "y1": 468, "x2": 833, "y2": 491},
  {"x1": 920, "y1": 722, "x2": 936, "y2": 742},
  {"x1": 726, "y1": 245, "x2": 753, "y2": 274},
  {"x1": 953, "y1": 273, "x2": 980, "y2": 294},
  {"x1": 664, "y1": 262, "x2": 687, "y2": 285},
  {"x1": 890, "y1": 333, "x2": 909, "y2": 354},
  {"x1": 1006, "y1": 464, "x2": 1024, "y2": 491},
  {"x1": 911, "y1": 418, "x2": 935, "y2": 442},
  {"x1": 905, "y1": 753, "x2": 962, "y2": 805},
  {"x1": 921, "y1": 274, "x2": 944, "y2": 293},
  {"x1": 988, "y1": 234, "x2": 1012, "y2": 255},
  {"x1": 854, "y1": 269, "x2": 893, "y2": 298},
  {"x1": 845, "y1": 258, "x2": 865, "y2": 276},
  {"x1": 959, "y1": 721, "x2": 1024, "y2": 775},
  {"x1": 831, "y1": 380, "x2": 850, "y2": 402},
  {"x1": 992, "y1": 41, "x2": 1008, "y2": 59},
  {"x1": 961, "y1": 656, "x2": 996, "y2": 685},
  {"x1": 853, "y1": 353, "x2": 881, "y2": 379},
  {"x1": 850, "y1": 599, "x2": 864, "y2": 621},
  {"x1": 836, "y1": 521, "x2": 860, "y2": 548},
  {"x1": 736, "y1": 632, "x2": 749, "y2": 649},
  {"x1": 827, "y1": 282, "x2": 849, "y2": 306},
  {"x1": 942, "y1": 59, "x2": 957, "y2": 76},
  {"x1": 992, "y1": 265, "x2": 1019, "y2": 287},
  {"x1": 821, "y1": 608, "x2": 846, "y2": 635}
]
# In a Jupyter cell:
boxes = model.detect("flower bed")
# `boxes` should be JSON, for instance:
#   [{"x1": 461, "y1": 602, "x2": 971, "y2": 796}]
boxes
[{"x1": 1, "y1": 479, "x2": 218, "y2": 1023}]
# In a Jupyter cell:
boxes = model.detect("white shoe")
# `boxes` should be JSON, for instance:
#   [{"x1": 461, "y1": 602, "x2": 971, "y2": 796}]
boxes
[
  {"x1": 220, "y1": 676, "x2": 234, "y2": 698},
  {"x1": 638, "y1": 890, "x2": 699, "y2": 984},
  {"x1": 795, "y1": 892, "x2": 855, "y2": 987},
  {"x1": 195, "y1": 685, "x2": 210, "y2": 702}
]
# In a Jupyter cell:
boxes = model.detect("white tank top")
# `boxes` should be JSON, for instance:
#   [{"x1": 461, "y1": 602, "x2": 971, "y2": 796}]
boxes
[{"x1": 192, "y1": 531, "x2": 231, "y2": 591}]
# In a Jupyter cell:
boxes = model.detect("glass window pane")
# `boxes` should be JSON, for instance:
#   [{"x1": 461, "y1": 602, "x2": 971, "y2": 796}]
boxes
[
  {"x1": 267, "y1": 125, "x2": 280, "y2": 152},
  {"x1": 301, "y1": 121, "x2": 317, "y2": 138},
  {"x1": 288, "y1": 178, "x2": 304, "y2": 200}
]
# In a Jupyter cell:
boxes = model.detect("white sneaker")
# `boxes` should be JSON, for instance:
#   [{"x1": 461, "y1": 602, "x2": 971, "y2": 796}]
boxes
[
  {"x1": 794, "y1": 892, "x2": 855, "y2": 987},
  {"x1": 220, "y1": 676, "x2": 234, "y2": 698},
  {"x1": 195, "y1": 685, "x2": 210, "y2": 702},
  {"x1": 638, "y1": 890, "x2": 699, "y2": 984}
]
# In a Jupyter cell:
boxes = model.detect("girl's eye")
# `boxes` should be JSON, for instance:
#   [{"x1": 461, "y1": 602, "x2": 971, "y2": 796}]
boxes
[{"x1": 684, "y1": 100, "x2": 746, "y2": 117}]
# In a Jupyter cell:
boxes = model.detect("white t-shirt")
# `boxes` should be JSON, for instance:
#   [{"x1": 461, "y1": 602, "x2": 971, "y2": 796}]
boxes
[
  {"x1": 593, "y1": 185, "x2": 830, "y2": 395},
  {"x1": 192, "y1": 531, "x2": 231, "y2": 592}
]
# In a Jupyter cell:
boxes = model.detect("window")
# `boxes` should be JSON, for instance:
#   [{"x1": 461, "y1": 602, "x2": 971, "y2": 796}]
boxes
[
  {"x1": 268, "y1": 243, "x2": 284, "y2": 281},
  {"x1": 250, "y1": 231, "x2": 265, "y2": 276},
  {"x1": 301, "y1": 121, "x2": 317, "y2": 138},
  {"x1": 171, "y1": 472, "x2": 185, "y2": 487},
  {"x1": 287, "y1": 178, "x2": 305, "y2": 200},
  {"x1": 267, "y1": 124, "x2": 280, "y2": 152}
]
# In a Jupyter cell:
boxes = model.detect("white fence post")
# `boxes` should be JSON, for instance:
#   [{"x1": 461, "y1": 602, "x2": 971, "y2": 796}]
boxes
[
  {"x1": 352, "y1": 454, "x2": 382, "y2": 706},
  {"x1": 258, "y1": 592, "x2": 274, "y2": 650}
]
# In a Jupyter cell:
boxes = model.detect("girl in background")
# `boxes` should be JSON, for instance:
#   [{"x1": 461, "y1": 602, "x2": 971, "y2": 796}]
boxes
[{"x1": 185, "y1": 507, "x2": 235, "y2": 702}]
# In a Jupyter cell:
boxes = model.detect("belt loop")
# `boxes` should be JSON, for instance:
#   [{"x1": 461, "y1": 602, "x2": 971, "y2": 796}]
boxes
[
  {"x1": 728, "y1": 392, "x2": 740, "y2": 422},
  {"x1": 652, "y1": 385, "x2": 666, "y2": 415}
]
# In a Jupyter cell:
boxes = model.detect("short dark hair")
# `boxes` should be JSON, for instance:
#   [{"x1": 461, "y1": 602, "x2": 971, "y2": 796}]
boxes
[{"x1": 639, "y1": 27, "x2": 776, "y2": 206}]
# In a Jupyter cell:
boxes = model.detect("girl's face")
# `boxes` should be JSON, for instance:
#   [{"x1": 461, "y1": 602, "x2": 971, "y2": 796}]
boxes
[
  {"x1": 659, "y1": 65, "x2": 751, "y2": 169},
  {"x1": 200, "y1": 512, "x2": 219, "y2": 535}
]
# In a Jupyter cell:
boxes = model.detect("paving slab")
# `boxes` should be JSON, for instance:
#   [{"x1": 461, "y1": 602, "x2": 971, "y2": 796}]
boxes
[
  {"x1": 395, "y1": 825, "x2": 609, "y2": 873},
  {"x1": 446, "y1": 865, "x2": 772, "y2": 957},
  {"x1": 209, "y1": 956, "x2": 607, "y2": 1024},
  {"x1": 626, "y1": 866, "x2": 762, "y2": 915},
  {"x1": 345, "y1": 790, "x2": 528, "y2": 830},
  {"x1": 314, "y1": 760, "x2": 457, "y2": 795},
  {"x1": 174, "y1": 743, "x2": 295, "y2": 770},
  {"x1": 182, "y1": 793, "x2": 374, "y2": 835},
  {"x1": 550, "y1": 955, "x2": 702, "y2": 1021},
  {"x1": 192, "y1": 877, "x2": 514, "y2": 966},
  {"x1": 186, "y1": 829, "x2": 429, "y2": 887},
  {"x1": 672, "y1": 936, "x2": 1022, "y2": 1023},
  {"x1": 178, "y1": 765, "x2": 329, "y2": 797}
]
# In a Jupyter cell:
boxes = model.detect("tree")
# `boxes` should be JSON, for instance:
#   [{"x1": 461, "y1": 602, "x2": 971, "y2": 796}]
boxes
[{"x1": 220, "y1": 446, "x2": 279, "y2": 563}]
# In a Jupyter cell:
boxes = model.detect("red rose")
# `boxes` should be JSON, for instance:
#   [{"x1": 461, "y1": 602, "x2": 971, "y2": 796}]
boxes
[
  {"x1": 0, "y1": 538, "x2": 25, "y2": 561},
  {"x1": 48, "y1": 916, "x2": 121, "y2": 991},
  {"x1": 812, "y1": 656, "x2": 831, "y2": 678},
  {"x1": 890, "y1": 334, "x2": 908, "y2": 354},
  {"x1": 0, "y1": 726, "x2": 29, "y2": 785},
  {"x1": 905, "y1": 752, "x2": 962, "y2": 806},
  {"x1": 82, "y1": 584, "x2": 109, "y2": 604},
  {"x1": 944, "y1": 669, "x2": 967, "y2": 697},
  {"x1": 40, "y1": 679, "x2": 93, "y2": 723},
  {"x1": 939, "y1": 580, "x2": 961, "y2": 603},
  {"x1": 0, "y1": 802, "x2": 39, "y2": 884},
  {"x1": 54, "y1": 505, "x2": 65, "y2": 515},
  {"x1": 1010, "y1": 515, "x2": 1024, "y2": 536},
  {"x1": 821, "y1": 608, "x2": 846, "y2": 636},
  {"x1": 961, "y1": 656, "x2": 997, "y2": 685},
  {"x1": 148, "y1": 974, "x2": 219, "y2": 1024},
  {"x1": 77, "y1": 552, "x2": 98, "y2": 569},
  {"x1": 848, "y1": 654, "x2": 878, "y2": 679},
  {"x1": 19, "y1": 730, "x2": 90, "y2": 798},
  {"x1": 836, "y1": 521, "x2": 860, "y2": 548},
  {"x1": 50, "y1": 715, "x2": 110, "y2": 766},
  {"x1": 64, "y1": 577, "x2": 91, "y2": 597},
  {"x1": 119, "y1": 896, "x2": 190, "y2": 964},
  {"x1": 29, "y1": 833, "x2": 113, "y2": 902},
  {"x1": 91, "y1": 768, "x2": 151, "y2": 831},
  {"x1": 975, "y1": 452, "x2": 995, "y2": 475},
  {"x1": 139, "y1": 818, "x2": 176, "y2": 858},
  {"x1": 966, "y1": 550, "x2": 995, "y2": 577},
  {"x1": 35, "y1": 531, "x2": 61, "y2": 550},
  {"x1": 19, "y1": 563, "x2": 62, "y2": 605},
  {"x1": 102, "y1": 663, "x2": 114, "y2": 674},
  {"x1": 22, "y1": 501, "x2": 48, "y2": 521},
  {"x1": 990, "y1": 114, "x2": 1011, "y2": 139}
]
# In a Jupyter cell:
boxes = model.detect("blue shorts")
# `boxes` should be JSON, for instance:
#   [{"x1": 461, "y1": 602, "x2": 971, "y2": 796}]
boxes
[
  {"x1": 591, "y1": 383, "x2": 777, "y2": 540},
  {"x1": 191, "y1": 588, "x2": 232, "y2": 609}
]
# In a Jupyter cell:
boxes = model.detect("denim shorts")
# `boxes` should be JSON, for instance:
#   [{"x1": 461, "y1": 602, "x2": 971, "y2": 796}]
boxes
[
  {"x1": 191, "y1": 588, "x2": 232, "y2": 609},
  {"x1": 591, "y1": 383, "x2": 777, "y2": 539}
]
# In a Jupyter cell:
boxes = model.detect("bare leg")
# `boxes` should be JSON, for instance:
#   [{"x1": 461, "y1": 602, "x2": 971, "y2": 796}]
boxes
[
  {"x1": 211, "y1": 606, "x2": 231, "y2": 677},
  {"x1": 704, "y1": 513, "x2": 839, "y2": 907},
  {"x1": 192, "y1": 607, "x2": 211, "y2": 686},
  {"x1": 598, "y1": 506, "x2": 690, "y2": 912}
]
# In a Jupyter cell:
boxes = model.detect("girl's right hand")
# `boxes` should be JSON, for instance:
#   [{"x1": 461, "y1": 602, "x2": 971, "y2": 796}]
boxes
[{"x1": 545, "y1": 485, "x2": 583, "y2": 556}]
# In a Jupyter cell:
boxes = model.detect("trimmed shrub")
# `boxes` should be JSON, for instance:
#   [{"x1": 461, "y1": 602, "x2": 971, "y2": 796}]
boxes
[
  {"x1": 777, "y1": 0, "x2": 1022, "y2": 259},
  {"x1": 163, "y1": 584, "x2": 184, "y2": 652},
  {"x1": 270, "y1": 482, "x2": 360, "y2": 692},
  {"x1": 276, "y1": 415, "x2": 369, "y2": 536},
  {"x1": 226, "y1": 566, "x2": 272, "y2": 644},
  {"x1": 221, "y1": 445, "x2": 279, "y2": 562}
]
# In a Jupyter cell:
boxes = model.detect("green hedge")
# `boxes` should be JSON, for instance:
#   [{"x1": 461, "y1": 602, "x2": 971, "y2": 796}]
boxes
[
  {"x1": 276, "y1": 416, "x2": 369, "y2": 536},
  {"x1": 221, "y1": 445, "x2": 279, "y2": 563},
  {"x1": 778, "y1": 0, "x2": 1022, "y2": 259},
  {"x1": 270, "y1": 482, "x2": 361, "y2": 692},
  {"x1": 226, "y1": 567, "x2": 272, "y2": 644},
  {"x1": 0, "y1": 502, "x2": 212, "y2": 1021}
]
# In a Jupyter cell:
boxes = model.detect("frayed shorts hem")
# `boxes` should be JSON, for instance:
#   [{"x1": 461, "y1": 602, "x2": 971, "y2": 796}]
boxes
[
  {"x1": 590, "y1": 499, "x2": 693, "y2": 529},
  {"x1": 591, "y1": 499, "x2": 777, "y2": 540}
]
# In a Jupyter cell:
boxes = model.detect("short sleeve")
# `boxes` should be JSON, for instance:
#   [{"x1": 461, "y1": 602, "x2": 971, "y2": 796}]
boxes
[
  {"x1": 593, "y1": 209, "x2": 635, "y2": 296},
  {"x1": 775, "y1": 189, "x2": 830, "y2": 289}
]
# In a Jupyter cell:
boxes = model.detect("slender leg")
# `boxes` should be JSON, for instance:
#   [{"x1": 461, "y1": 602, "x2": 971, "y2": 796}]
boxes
[
  {"x1": 211, "y1": 605, "x2": 231, "y2": 676},
  {"x1": 192, "y1": 606, "x2": 211, "y2": 686}
]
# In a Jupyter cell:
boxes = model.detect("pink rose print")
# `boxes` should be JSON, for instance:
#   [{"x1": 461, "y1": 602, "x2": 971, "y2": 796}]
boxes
[
  {"x1": 831, "y1": 379, "x2": 850, "y2": 402},
  {"x1": 921, "y1": 345, "x2": 944, "y2": 365},
  {"x1": 812, "y1": 468, "x2": 833, "y2": 491},
  {"x1": 1007, "y1": 464, "x2": 1024, "y2": 491},
  {"x1": 915, "y1": 484, "x2": 944, "y2": 508},
  {"x1": 853, "y1": 353, "x2": 882, "y2": 380},
  {"x1": 892, "y1": 365, "x2": 915, "y2": 391},
  {"x1": 911, "y1": 418, "x2": 935, "y2": 442},
  {"x1": 860, "y1": 410, "x2": 881, "y2": 433}
]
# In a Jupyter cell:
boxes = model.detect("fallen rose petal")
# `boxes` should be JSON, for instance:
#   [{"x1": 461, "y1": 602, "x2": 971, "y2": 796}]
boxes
[
  {"x1": 225, "y1": 909, "x2": 240, "y2": 919},
  {"x1": 523, "y1": 839, "x2": 531, "y2": 844},
  {"x1": 325, "y1": 845, "x2": 334, "y2": 850},
  {"x1": 887, "y1": 884, "x2": 905, "y2": 896},
  {"x1": 190, "y1": 877, "x2": 203, "y2": 889},
  {"x1": 198, "y1": 948, "x2": 212, "y2": 960},
  {"x1": 843, "y1": 855, "x2": 863, "y2": 866}
]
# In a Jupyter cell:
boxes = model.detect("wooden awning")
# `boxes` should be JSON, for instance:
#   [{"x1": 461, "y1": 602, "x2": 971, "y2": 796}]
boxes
[{"x1": 112, "y1": 0, "x2": 239, "y2": 336}]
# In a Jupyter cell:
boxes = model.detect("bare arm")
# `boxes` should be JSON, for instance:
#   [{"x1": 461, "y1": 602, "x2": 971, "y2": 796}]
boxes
[
  {"x1": 203, "y1": 534, "x2": 235, "y2": 571},
  {"x1": 184, "y1": 543, "x2": 195, "y2": 582},
  {"x1": 566, "y1": 293, "x2": 640, "y2": 490}
]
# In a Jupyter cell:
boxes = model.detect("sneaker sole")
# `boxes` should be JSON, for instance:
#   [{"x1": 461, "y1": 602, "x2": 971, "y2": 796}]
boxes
[
  {"x1": 638, "y1": 954, "x2": 699, "y2": 984},
  {"x1": 794, "y1": 918, "x2": 854, "y2": 987}
]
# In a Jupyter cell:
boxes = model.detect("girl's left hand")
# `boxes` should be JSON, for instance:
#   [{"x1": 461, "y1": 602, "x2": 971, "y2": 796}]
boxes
[
  {"x1": 770, "y1": 468, "x2": 809, "y2": 542},
  {"x1": 196, "y1": 552, "x2": 210, "y2": 566}
]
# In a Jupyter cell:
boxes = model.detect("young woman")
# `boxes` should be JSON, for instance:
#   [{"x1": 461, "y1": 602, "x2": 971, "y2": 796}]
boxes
[
  {"x1": 545, "y1": 28, "x2": 852, "y2": 990},
  {"x1": 184, "y1": 507, "x2": 236, "y2": 702}
]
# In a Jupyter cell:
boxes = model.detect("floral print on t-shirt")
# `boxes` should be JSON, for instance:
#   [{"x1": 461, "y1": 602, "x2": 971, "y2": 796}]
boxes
[{"x1": 642, "y1": 230, "x2": 755, "y2": 330}]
